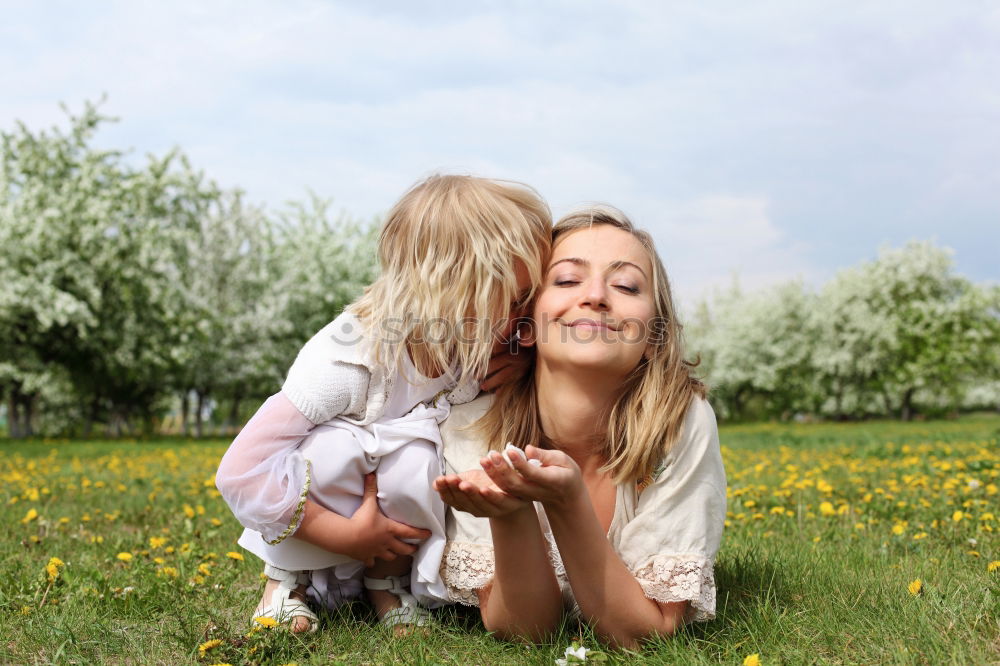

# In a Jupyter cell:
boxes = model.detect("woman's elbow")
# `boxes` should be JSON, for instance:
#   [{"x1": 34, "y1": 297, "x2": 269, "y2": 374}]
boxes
[{"x1": 598, "y1": 604, "x2": 687, "y2": 649}]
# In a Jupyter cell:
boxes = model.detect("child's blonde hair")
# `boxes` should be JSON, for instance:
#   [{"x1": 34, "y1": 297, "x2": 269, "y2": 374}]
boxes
[
  {"x1": 475, "y1": 206, "x2": 706, "y2": 484},
  {"x1": 351, "y1": 174, "x2": 551, "y2": 384}
]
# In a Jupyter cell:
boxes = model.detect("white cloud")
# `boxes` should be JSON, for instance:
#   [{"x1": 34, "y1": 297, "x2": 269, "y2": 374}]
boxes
[{"x1": 2, "y1": 0, "x2": 998, "y2": 293}]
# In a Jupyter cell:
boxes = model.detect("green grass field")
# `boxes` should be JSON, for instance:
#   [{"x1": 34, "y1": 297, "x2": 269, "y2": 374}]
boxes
[{"x1": 2, "y1": 417, "x2": 998, "y2": 665}]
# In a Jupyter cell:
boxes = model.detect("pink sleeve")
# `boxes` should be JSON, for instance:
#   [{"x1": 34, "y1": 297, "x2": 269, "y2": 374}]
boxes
[{"x1": 216, "y1": 391, "x2": 316, "y2": 542}]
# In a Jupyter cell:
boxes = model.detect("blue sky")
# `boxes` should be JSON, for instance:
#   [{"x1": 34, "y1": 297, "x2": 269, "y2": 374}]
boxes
[{"x1": 2, "y1": 1, "x2": 998, "y2": 306}]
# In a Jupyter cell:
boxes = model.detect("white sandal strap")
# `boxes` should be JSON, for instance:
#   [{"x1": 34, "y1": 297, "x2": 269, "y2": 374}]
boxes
[
  {"x1": 363, "y1": 574, "x2": 410, "y2": 595},
  {"x1": 362, "y1": 574, "x2": 433, "y2": 628},
  {"x1": 265, "y1": 564, "x2": 310, "y2": 590}
]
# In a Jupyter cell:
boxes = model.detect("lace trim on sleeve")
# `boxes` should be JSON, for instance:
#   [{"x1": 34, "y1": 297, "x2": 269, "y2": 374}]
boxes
[
  {"x1": 263, "y1": 460, "x2": 312, "y2": 545},
  {"x1": 440, "y1": 541, "x2": 494, "y2": 607},
  {"x1": 631, "y1": 554, "x2": 717, "y2": 622}
]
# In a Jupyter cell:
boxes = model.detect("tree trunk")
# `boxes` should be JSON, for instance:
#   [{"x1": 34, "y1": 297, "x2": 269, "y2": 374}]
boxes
[
  {"x1": 23, "y1": 393, "x2": 36, "y2": 437},
  {"x1": 180, "y1": 392, "x2": 190, "y2": 436},
  {"x1": 7, "y1": 391, "x2": 21, "y2": 439},
  {"x1": 226, "y1": 393, "x2": 242, "y2": 435},
  {"x1": 83, "y1": 396, "x2": 98, "y2": 438},
  {"x1": 195, "y1": 391, "x2": 205, "y2": 438},
  {"x1": 900, "y1": 387, "x2": 916, "y2": 421}
]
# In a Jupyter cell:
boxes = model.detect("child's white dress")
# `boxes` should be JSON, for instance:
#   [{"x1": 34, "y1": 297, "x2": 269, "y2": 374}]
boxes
[{"x1": 216, "y1": 311, "x2": 479, "y2": 609}]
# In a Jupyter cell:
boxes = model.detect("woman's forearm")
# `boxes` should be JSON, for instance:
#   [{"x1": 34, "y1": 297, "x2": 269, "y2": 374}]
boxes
[
  {"x1": 544, "y1": 493, "x2": 687, "y2": 648},
  {"x1": 479, "y1": 506, "x2": 562, "y2": 641}
]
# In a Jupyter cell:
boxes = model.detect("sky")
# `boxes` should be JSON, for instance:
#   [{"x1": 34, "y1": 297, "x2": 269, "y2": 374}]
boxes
[{"x1": 2, "y1": 0, "x2": 998, "y2": 307}]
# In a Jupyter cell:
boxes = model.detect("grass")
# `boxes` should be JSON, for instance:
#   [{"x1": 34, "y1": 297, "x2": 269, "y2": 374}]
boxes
[{"x1": 2, "y1": 416, "x2": 998, "y2": 665}]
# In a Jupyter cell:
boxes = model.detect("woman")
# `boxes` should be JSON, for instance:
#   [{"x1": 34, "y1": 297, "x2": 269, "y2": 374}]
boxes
[{"x1": 434, "y1": 207, "x2": 726, "y2": 648}]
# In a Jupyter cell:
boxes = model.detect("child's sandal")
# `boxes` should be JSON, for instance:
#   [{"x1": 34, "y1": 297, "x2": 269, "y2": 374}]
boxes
[
  {"x1": 363, "y1": 574, "x2": 433, "y2": 628},
  {"x1": 255, "y1": 564, "x2": 319, "y2": 633}
]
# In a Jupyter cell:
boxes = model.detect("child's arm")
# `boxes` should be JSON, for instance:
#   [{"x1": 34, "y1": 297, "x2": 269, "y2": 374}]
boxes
[
  {"x1": 215, "y1": 391, "x2": 320, "y2": 543},
  {"x1": 216, "y1": 315, "x2": 371, "y2": 543}
]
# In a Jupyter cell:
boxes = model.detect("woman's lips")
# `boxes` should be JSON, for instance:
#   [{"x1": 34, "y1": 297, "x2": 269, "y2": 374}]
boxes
[{"x1": 565, "y1": 319, "x2": 619, "y2": 331}]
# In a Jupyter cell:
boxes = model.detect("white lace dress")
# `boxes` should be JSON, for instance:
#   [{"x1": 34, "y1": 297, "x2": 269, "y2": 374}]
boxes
[{"x1": 438, "y1": 395, "x2": 727, "y2": 623}]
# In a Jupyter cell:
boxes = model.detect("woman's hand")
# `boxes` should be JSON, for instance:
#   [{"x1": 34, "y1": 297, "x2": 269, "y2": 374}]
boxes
[
  {"x1": 433, "y1": 470, "x2": 530, "y2": 518},
  {"x1": 481, "y1": 445, "x2": 585, "y2": 509}
]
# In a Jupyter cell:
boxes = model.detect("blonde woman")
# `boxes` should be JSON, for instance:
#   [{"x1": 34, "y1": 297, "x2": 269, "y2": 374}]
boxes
[
  {"x1": 215, "y1": 175, "x2": 550, "y2": 632},
  {"x1": 434, "y1": 208, "x2": 726, "y2": 648}
]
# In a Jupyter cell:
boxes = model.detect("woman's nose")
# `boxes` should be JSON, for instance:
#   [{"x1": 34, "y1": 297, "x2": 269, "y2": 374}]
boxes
[{"x1": 580, "y1": 278, "x2": 609, "y2": 309}]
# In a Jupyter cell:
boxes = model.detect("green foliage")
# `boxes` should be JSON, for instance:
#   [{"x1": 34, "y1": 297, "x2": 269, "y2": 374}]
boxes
[
  {"x1": 0, "y1": 102, "x2": 377, "y2": 437},
  {"x1": 691, "y1": 242, "x2": 1000, "y2": 421}
]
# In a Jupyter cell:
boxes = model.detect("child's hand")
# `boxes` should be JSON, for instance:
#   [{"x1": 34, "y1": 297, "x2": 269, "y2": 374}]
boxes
[
  {"x1": 433, "y1": 469, "x2": 529, "y2": 518},
  {"x1": 346, "y1": 473, "x2": 432, "y2": 567}
]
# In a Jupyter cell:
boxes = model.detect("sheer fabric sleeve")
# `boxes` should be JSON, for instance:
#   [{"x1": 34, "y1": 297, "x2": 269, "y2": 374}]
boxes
[
  {"x1": 437, "y1": 396, "x2": 495, "y2": 606},
  {"x1": 616, "y1": 397, "x2": 727, "y2": 623},
  {"x1": 215, "y1": 392, "x2": 318, "y2": 543}
]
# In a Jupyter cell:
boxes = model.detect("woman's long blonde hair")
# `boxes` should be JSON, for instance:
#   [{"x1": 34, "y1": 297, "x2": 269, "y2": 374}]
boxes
[
  {"x1": 476, "y1": 206, "x2": 706, "y2": 484},
  {"x1": 351, "y1": 174, "x2": 551, "y2": 385}
]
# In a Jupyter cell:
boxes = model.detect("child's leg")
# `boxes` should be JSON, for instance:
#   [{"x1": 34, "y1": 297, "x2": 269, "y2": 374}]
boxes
[
  {"x1": 364, "y1": 439, "x2": 446, "y2": 626},
  {"x1": 248, "y1": 424, "x2": 377, "y2": 632}
]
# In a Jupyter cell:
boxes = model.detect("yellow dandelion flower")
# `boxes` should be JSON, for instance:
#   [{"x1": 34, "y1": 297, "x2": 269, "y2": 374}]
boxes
[
  {"x1": 254, "y1": 616, "x2": 279, "y2": 628},
  {"x1": 21, "y1": 508, "x2": 39, "y2": 524},
  {"x1": 967, "y1": 550, "x2": 981, "y2": 557},
  {"x1": 197, "y1": 639, "x2": 223, "y2": 656},
  {"x1": 153, "y1": 557, "x2": 165, "y2": 565},
  {"x1": 226, "y1": 551, "x2": 244, "y2": 561},
  {"x1": 48, "y1": 557, "x2": 65, "y2": 568},
  {"x1": 891, "y1": 524, "x2": 906, "y2": 535},
  {"x1": 197, "y1": 563, "x2": 212, "y2": 576},
  {"x1": 907, "y1": 579, "x2": 922, "y2": 596},
  {"x1": 210, "y1": 518, "x2": 222, "y2": 526},
  {"x1": 987, "y1": 561, "x2": 1000, "y2": 572},
  {"x1": 913, "y1": 532, "x2": 928, "y2": 540},
  {"x1": 952, "y1": 510, "x2": 964, "y2": 522},
  {"x1": 45, "y1": 563, "x2": 60, "y2": 582},
  {"x1": 819, "y1": 501, "x2": 836, "y2": 517},
  {"x1": 158, "y1": 567, "x2": 179, "y2": 578},
  {"x1": 182, "y1": 504, "x2": 195, "y2": 519},
  {"x1": 149, "y1": 536, "x2": 167, "y2": 549},
  {"x1": 744, "y1": 654, "x2": 761, "y2": 666},
  {"x1": 20, "y1": 606, "x2": 32, "y2": 615},
  {"x1": 116, "y1": 552, "x2": 133, "y2": 562}
]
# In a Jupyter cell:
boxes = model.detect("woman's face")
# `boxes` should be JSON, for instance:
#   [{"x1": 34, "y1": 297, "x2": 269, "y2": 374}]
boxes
[{"x1": 530, "y1": 224, "x2": 656, "y2": 378}]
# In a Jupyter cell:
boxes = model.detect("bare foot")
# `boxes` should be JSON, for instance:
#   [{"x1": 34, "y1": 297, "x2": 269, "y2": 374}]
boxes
[{"x1": 256, "y1": 577, "x2": 313, "y2": 633}]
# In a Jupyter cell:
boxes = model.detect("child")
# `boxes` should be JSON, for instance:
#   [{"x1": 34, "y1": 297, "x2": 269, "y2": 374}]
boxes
[{"x1": 215, "y1": 174, "x2": 550, "y2": 632}]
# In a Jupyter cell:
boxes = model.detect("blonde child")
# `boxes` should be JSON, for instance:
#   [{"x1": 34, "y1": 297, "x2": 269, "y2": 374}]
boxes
[{"x1": 215, "y1": 174, "x2": 550, "y2": 632}]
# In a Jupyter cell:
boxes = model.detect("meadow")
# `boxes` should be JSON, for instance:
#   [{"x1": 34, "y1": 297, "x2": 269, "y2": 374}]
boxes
[{"x1": 2, "y1": 416, "x2": 998, "y2": 665}]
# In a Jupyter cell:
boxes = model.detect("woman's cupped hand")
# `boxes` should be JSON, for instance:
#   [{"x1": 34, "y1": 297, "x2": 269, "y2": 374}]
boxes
[{"x1": 433, "y1": 445, "x2": 585, "y2": 518}]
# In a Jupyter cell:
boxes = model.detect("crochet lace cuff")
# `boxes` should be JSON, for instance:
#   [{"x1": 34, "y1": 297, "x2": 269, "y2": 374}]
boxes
[
  {"x1": 441, "y1": 541, "x2": 494, "y2": 607},
  {"x1": 263, "y1": 460, "x2": 312, "y2": 545},
  {"x1": 631, "y1": 554, "x2": 717, "y2": 622}
]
